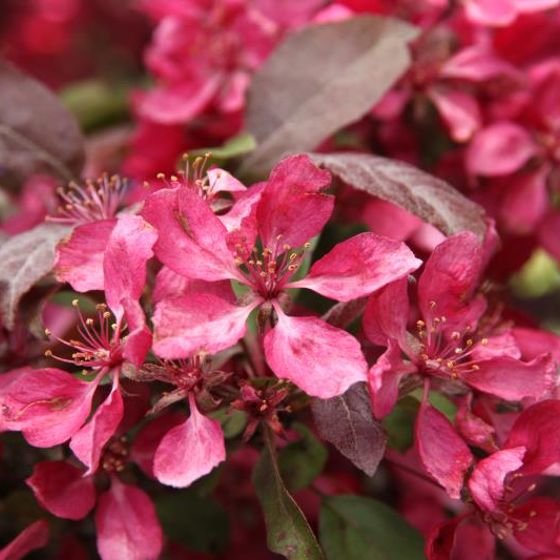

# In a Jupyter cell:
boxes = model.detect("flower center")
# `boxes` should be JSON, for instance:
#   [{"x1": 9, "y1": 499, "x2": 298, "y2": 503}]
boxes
[
  {"x1": 233, "y1": 242, "x2": 310, "y2": 299},
  {"x1": 47, "y1": 174, "x2": 126, "y2": 226},
  {"x1": 44, "y1": 301, "x2": 124, "y2": 370},
  {"x1": 415, "y1": 305, "x2": 487, "y2": 380}
]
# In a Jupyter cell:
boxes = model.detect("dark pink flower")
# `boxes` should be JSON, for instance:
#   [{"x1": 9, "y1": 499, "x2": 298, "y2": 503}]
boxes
[
  {"x1": 427, "y1": 400, "x2": 560, "y2": 559},
  {"x1": 364, "y1": 232, "x2": 556, "y2": 418},
  {"x1": 143, "y1": 155, "x2": 421, "y2": 398}
]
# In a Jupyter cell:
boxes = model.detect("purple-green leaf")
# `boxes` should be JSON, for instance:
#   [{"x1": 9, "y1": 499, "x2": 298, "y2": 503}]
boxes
[
  {"x1": 310, "y1": 152, "x2": 487, "y2": 238},
  {"x1": 240, "y1": 16, "x2": 418, "y2": 175},
  {"x1": 0, "y1": 223, "x2": 70, "y2": 329},
  {"x1": 311, "y1": 383, "x2": 386, "y2": 477},
  {"x1": 0, "y1": 60, "x2": 85, "y2": 186}
]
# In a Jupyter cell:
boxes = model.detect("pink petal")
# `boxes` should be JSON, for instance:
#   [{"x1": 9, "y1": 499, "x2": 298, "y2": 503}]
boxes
[
  {"x1": 468, "y1": 447, "x2": 526, "y2": 512},
  {"x1": 256, "y1": 155, "x2": 334, "y2": 253},
  {"x1": 54, "y1": 220, "x2": 115, "y2": 292},
  {"x1": 0, "y1": 368, "x2": 99, "y2": 448},
  {"x1": 142, "y1": 187, "x2": 240, "y2": 282},
  {"x1": 440, "y1": 44, "x2": 521, "y2": 83},
  {"x1": 416, "y1": 402, "x2": 473, "y2": 499},
  {"x1": 368, "y1": 342, "x2": 416, "y2": 418},
  {"x1": 206, "y1": 168, "x2": 246, "y2": 193},
  {"x1": 130, "y1": 412, "x2": 185, "y2": 478},
  {"x1": 418, "y1": 232, "x2": 484, "y2": 328},
  {"x1": 153, "y1": 291, "x2": 259, "y2": 359},
  {"x1": 515, "y1": 0, "x2": 560, "y2": 12},
  {"x1": 429, "y1": 87, "x2": 481, "y2": 142},
  {"x1": 470, "y1": 331, "x2": 521, "y2": 361},
  {"x1": 154, "y1": 394, "x2": 225, "y2": 487},
  {"x1": 505, "y1": 400, "x2": 560, "y2": 475},
  {"x1": 500, "y1": 167, "x2": 549, "y2": 234},
  {"x1": 136, "y1": 78, "x2": 219, "y2": 124},
  {"x1": 264, "y1": 306, "x2": 367, "y2": 398},
  {"x1": 95, "y1": 478, "x2": 162, "y2": 560},
  {"x1": 103, "y1": 215, "x2": 157, "y2": 322},
  {"x1": 464, "y1": 0, "x2": 517, "y2": 26},
  {"x1": 26, "y1": 461, "x2": 96, "y2": 520},
  {"x1": 360, "y1": 198, "x2": 421, "y2": 241},
  {"x1": 513, "y1": 497, "x2": 560, "y2": 555},
  {"x1": 456, "y1": 397, "x2": 496, "y2": 452},
  {"x1": 70, "y1": 375, "x2": 124, "y2": 475},
  {"x1": 0, "y1": 520, "x2": 49, "y2": 560},
  {"x1": 363, "y1": 278, "x2": 410, "y2": 346},
  {"x1": 513, "y1": 326, "x2": 560, "y2": 363},
  {"x1": 466, "y1": 122, "x2": 537, "y2": 176},
  {"x1": 122, "y1": 299, "x2": 152, "y2": 368},
  {"x1": 464, "y1": 355, "x2": 555, "y2": 400},
  {"x1": 539, "y1": 210, "x2": 560, "y2": 262},
  {"x1": 287, "y1": 233, "x2": 421, "y2": 302}
]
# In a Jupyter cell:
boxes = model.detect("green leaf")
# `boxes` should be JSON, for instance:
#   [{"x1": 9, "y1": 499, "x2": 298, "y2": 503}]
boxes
[
  {"x1": 279, "y1": 423, "x2": 328, "y2": 492},
  {"x1": 382, "y1": 396, "x2": 418, "y2": 452},
  {"x1": 210, "y1": 408, "x2": 248, "y2": 439},
  {"x1": 410, "y1": 389, "x2": 457, "y2": 422},
  {"x1": 320, "y1": 495, "x2": 425, "y2": 560},
  {"x1": 61, "y1": 80, "x2": 130, "y2": 131},
  {"x1": 190, "y1": 131, "x2": 257, "y2": 160},
  {"x1": 156, "y1": 491, "x2": 229, "y2": 554},
  {"x1": 253, "y1": 428, "x2": 326, "y2": 560}
]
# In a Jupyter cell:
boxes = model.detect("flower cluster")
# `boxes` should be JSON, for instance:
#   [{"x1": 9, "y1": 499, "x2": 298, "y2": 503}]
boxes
[{"x1": 2, "y1": 154, "x2": 560, "y2": 559}]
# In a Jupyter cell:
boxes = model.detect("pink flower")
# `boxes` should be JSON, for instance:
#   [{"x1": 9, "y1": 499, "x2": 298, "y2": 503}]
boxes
[
  {"x1": 427, "y1": 400, "x2": 560, "y2": 559},
  {"x1": 26, "y1": 460, "x2": 163, "y2": 560},
  {"x1": 2, "y1": 215, "x2": 156, "y2": 472},
  {"x1": 364, "y1": 232, "x2": 556, "y2": 419},
  {"x1": 136, "y1": 0, "x2": 323, "y2": 126},
  {"x1": 467, "y1": 61, "x2": 560, "y2": 242},
  {"x1": 143, "y1": 154, "x2": 421, "y2": 398}
]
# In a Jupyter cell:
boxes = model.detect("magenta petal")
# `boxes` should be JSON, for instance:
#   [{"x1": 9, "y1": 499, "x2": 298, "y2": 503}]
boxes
[
  {"x1": 468, "y1": 447, "x2": 526, "y2": 512},
  {"x1": 456, "y1": 397, "x2": 496, "y2": 453},
  {"x1": 130, "y1": 413, "x2": 185, "y2": 478},
  {"x1": 256, "y1": 154, "x2": 334, "y2": 253},
  {"x1": 95, "y1": 478, "x2": 162, "y2": 560},
  {"x1": 288, "y1": 233, "x2": 421, "y2": 302},
  {"x1": 122, "y1": 299, "x2": 152, "y2": 368},
  {"x1": 264, "y1": 307, "x2": 367, "y2": 398},
  {"x1": 70, "y1": 376, "x2": 124, "y2": 475},
  {"x1": 153, "y1": 292, "x2": 258, "y2": 359},
  {"x1": 137, "y1": 78, "x2": 219, "y2": 124},
  {"x1": 465, "y1": 355, "x2": 555, "y2": 400},
  {"x1": 505, "y1": 400, "x2": 560, "y2": 475},
  {"x1": 26, "y1": 461, "x2": 96, "y2": 520},
  {"x1": 154, "y1": 394, "x2": 225, "y2": 488},
  {"x1": 466, "y1": 122, "x2": 537, "y2": 176},
  {"x1": 142, "y1": 187, "x2": 239, "y2": 282},
  {"x1": 416, "y1": 402, "x2": 473, "y2": 499},
  {"x1": 500, "y1": 167, "x2": 549, "y2": 234},
  {"x1": 0, "y1": 368, "x2": 99, "y2": 448},
  {"x1": 440, "y1": 44, "x2": 520, "y2": 82},
  {"x1": 418, "y1": 232, "x2": 484, "y2": 327},
  {"x1": 464, "y1": 0, "x2": 517, "y2": 25},
  {"x1": 429, "y1": 87, "x2": 481, "y2": 142},
  {"x1": 368, "y1": 342, "x2": 416, "y2": 418},
  {"x1": 539, "y1": 210, "x2": 560, "y2": 262},
  {"x1": 206, "y1": 168, "x2": 246, "y2": 193},
  {"x1": 363, "y1": 278, "x2": 410, "y2": 346},
  {"x1": 0, "y1": 520, "x2": 49, "y2": 560},
  {"x1": 54, "y1": 220, "x2": 115, "y2": 292},
  {"x1": 103, "y1": 214, "x2": 157, "y2": 322},
  {"x1": 513, "y1": 497, "x2": 560, "y2": 555}
]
